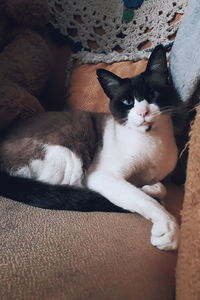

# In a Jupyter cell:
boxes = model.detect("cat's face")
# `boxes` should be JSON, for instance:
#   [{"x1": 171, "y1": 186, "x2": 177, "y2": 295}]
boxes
[{"x1": 97, "y1": 45, "x2": 180, "y2": 132}]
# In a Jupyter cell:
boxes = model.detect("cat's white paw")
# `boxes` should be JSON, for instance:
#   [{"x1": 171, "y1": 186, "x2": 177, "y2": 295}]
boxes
[
  {"x1": 151, "y1": 218, "x2": 179, "y2": 251},
  {"x1": 141, "y1": 183, "x2": 167, "y2": 200}
]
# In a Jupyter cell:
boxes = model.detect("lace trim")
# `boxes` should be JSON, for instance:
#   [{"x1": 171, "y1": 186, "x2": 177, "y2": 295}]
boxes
[{"x1": 48, "y1": 0, "x2": 188, "y2": 63}]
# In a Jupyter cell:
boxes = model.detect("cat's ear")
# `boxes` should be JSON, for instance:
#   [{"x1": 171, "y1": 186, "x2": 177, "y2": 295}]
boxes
[
  {"x1": 146, "y1": 45, "x2": 168, "y2": 78},
  {"x1": 96, "y1": 69, "x2": 123, "y2": 98}
]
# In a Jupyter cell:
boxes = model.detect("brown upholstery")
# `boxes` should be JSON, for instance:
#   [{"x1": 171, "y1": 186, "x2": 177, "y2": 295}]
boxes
[
  {"x1": 176, "y1": 106, "x2": 200, "y2": 300},
  {"x1": 68, "y1": 60, "x2": 147, "y2": 113},
  {"x1": 0, "y1": 184, "x2": 183, "y2": 300}
]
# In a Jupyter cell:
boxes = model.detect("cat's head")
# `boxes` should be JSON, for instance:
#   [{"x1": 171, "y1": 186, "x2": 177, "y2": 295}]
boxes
[{"x1": 97, "y1": 45, "x2": 183, "y2": 132}]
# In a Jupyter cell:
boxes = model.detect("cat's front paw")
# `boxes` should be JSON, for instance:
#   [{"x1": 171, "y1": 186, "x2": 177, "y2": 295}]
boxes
[
  {"x1": 141, "y1": 183, "x2": 167, "y2": 200},
  {"x1": 151, "y1": 218, "x2": 179, "y2": 251}
]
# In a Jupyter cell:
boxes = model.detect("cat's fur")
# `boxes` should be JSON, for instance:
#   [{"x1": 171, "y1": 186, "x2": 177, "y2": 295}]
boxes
[{"x1": 0, "y1": 46, "x2": 184, "y2": 250}]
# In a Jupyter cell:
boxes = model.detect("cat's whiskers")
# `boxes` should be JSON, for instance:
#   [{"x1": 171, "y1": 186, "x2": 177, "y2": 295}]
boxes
[
  {"x1": 159, "y1": 106, "x2": 183, "y2": 116},
  {"x1": 150, "y1": 111, "x2": 161, "y2": 117},
  {"x1": 145, "y1": 108, "x2": 178, "y2": 121}
]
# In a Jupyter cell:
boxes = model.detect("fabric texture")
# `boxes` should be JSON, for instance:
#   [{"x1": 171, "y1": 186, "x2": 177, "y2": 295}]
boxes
[
  {"x1": 0, "y1": 184, "x2": 183, "y2": 300},
  {"x1": 67, "y1": 60, "x2": 147, "y2": 112},
  {"x1": 170, "y1": 0, "x2": 200, "y2": 102},
  {"x1": 48, "y1": 0, "x2": 188, "y2": 64},
  {"x1": 176, "y1": 106, "x2": 200, "y2": 300}
]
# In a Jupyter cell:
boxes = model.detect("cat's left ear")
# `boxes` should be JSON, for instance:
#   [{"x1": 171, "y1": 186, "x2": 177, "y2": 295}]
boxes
[
  {"x1": 146, "y1": 45, "x2": 168, "y2": 78},
  {"x1": 96, "y1": 69, "x2": 123, "y2": 98}
]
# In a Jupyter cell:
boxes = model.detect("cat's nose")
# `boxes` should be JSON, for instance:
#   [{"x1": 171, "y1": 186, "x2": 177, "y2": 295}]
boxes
[{"x1": 139, "y1": 108, "x2": 149, "y2": 118}]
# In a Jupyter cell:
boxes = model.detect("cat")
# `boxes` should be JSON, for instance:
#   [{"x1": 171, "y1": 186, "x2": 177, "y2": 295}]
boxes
[{"x1": 0, "y1": 45, "x2": 184, "y2": 251}]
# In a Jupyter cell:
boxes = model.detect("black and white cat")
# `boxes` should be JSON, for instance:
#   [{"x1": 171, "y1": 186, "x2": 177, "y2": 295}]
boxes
[{"x1": 0, "y1": 46, "x2": 183, "y2": 251}]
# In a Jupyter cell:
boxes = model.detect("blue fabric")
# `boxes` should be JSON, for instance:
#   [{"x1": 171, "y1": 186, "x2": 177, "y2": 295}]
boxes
[
  {"x1": 170, "y1": 0, "x2": 200, "y2": 102},
  {"x1": 123, "y1": 0, "x2": 144, "y2": 9}
]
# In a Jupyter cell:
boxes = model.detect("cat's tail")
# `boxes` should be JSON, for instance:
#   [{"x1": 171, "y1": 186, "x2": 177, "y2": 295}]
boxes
[{"x1": 0, "y1": 172, "x2": 127, "y2": 213}]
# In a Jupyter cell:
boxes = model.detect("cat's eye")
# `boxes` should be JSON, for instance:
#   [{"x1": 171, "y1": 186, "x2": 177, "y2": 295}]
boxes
[{"x1": 121, "y1": 99, "x2": 134, "y2": 106}]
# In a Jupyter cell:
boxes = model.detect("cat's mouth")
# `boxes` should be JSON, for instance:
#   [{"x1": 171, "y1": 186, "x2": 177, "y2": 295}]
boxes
[
  {"x1": 141, "y1": 120, "x2": 151, "y2": 126},
  {"x1": 139, "y1": 120, "x2": 153, "y2": 132},
  {"x1": 139, "y1": 120, "x2": 153, "y2": 127}
]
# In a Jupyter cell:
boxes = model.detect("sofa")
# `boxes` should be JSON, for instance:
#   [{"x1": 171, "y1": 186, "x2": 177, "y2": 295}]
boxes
[{"x1": 0, "y1": 2, "x2": 197, "y2": 300}]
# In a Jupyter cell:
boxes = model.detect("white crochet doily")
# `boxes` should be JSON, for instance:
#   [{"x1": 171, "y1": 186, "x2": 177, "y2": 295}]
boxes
[{"x1": 48, "y1": 0, "x2": 189, "y2": 63}]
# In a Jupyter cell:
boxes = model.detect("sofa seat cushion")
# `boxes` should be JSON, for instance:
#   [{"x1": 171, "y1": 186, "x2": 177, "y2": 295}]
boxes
[{"x1": 0, "y1": 184, "x2": 183, "y2": 300}]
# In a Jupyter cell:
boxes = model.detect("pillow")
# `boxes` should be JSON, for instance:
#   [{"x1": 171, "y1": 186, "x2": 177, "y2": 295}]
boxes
[{"x1": 68, "y1": 60, "x2": 147, "y2": 113}]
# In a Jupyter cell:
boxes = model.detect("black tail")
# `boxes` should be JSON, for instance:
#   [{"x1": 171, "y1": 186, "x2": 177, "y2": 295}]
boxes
[{"x1": 0, "y1": 172, "x2": 127, "y2": 213}]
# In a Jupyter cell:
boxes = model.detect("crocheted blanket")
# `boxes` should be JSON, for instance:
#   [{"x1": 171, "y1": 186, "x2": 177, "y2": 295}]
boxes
[{"x1": 48, "y1": 0, "x2": 188, "y2": 64}]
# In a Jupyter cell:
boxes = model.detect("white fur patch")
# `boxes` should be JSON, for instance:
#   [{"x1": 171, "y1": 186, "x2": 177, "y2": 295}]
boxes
[
  {"x1": 86, "y1": 114, "x2": 179, "y2": 250},
  {"x1": 14, "y1": 145, "x2": 83, "y2": 186},
  {"x1": 11, "y1": 166, "x2": 31, "y2": 178},
  {"x1": 127, "y1": 99, "x2": 160, "y2": 130},
  {"x1": 88, "y1": 115, "x2": 178, "y2": 184},
  {"x1": 141, "y1": 183, "x2": 167, "y2": 199}
]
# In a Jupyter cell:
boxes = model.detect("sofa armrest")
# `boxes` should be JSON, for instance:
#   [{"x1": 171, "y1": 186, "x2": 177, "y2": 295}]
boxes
[{"x1": 176, "y1": 106, "x2": 200, "y2": 300}]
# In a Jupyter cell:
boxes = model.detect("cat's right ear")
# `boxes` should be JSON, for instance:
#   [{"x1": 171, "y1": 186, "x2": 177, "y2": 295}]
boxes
[
  {"x1": 96, "y1": 69, "x2": 122, "y2": 98},
  {"x1": 146, "y1": 45, "x2": 168, "y2": 77}
]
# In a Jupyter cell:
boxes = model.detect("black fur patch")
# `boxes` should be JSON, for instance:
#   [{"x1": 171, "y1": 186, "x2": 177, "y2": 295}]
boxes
[{"x1": 0, "y1": 172, "x2": 128, "y2": 212}]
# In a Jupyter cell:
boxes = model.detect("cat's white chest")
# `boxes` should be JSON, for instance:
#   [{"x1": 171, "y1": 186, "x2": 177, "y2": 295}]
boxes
[{"x1": 91, "y1": 118, "x2": 178, "y2": 186}]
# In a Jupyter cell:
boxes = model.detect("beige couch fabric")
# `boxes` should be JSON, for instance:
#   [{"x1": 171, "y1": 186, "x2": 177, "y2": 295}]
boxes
[{"x1": 0, "y1": 184, "x2": 183, "y2": 300}]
